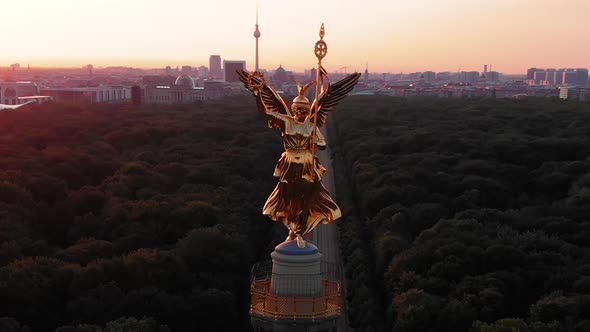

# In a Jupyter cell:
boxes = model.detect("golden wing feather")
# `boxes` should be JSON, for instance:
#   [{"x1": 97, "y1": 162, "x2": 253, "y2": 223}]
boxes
[{"x1": 311, "y1": 72, "x2": 361, "y2": 128}]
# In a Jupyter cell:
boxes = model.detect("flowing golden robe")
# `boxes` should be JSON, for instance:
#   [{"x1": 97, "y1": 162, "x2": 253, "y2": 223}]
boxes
[{"x1": 262, "y1": 114, "x2": 341, "y2": 239}]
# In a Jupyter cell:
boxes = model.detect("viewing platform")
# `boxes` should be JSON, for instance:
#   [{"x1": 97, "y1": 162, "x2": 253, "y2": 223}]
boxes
[
  {"x1": 249, "y1": 241, "x2": 342, "y2": 332},
  {"x1": 250, "y1": 272, "x2": 341, "y2": 321}
]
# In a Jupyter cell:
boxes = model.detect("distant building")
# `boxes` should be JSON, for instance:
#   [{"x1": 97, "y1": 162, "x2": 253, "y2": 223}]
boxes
[
  {"x1": 436, "y1": 72, "x2": 451, "y2": 81},
  {"x1": 554, "y1": 69, "x2": 565, "y2": 85},
  {"x1": 18, "y1": 96, "x2": 52, "y2": 104},
  {"x1": 486, "y1": 71, "x2": 500, "y2": 83},
  {"x1": 523, "y1": 68, "x2": 587, "y2": 87},
  {"x1": 40, "y1": 86, "x2": 131, "y2": 104},
  {"x1": 527, "y1": 68, "x2": 539, "y2": 80},
  {"x1": 142, "y1": 75, "x2": 176, "y2": 88},
  {"x1": 0, "y1": 81, "x2": 41, "y2": 104},
  {"x1": 422, "y1": 71, "x2": 435, "y2": 83},
  {"x1": 197, "y1": 66, "x2": 209, "y2": 79},
  {"x1": 131, "y1": 85, "x2": 142, "y2": 106},
  {"x1": 492, "y1": 86, "x2": 528, "y2": 98},
  {"x1": 560, "y1": 86, "x2": 588, "y2": 100},
  {"x1": 575, "y1": 68, "x2": 588, "y2": 86},
  {"x1": 533, "y1": 71, "x2": 546, "y2": 83},
  {"x1": 527, "y1": 79, "x2": 551, "y2": 86},
  {"x1": 459, "y1": 71, "x2": 480, "y2": 84},
  {"x1": 175, "y1": 74, "x2": 195, "y2": 89},
  {"x1": 273, "y1": 65, "x2": 289, "y2": 84},
  {"x1": 545, "y1": 69, "x2": 556, "y2": 85},
  {"x1": 562, "y1": 70, "x2": 577, "y2": 85},
  {"x1": 16, "y1": 81, "x2": 40, "y2": 96},
  {"x1": 209, "y1": 55, "x2": 223, "y2": 80},
  {"x1": 310, "y1": 67, "x2": 317, "y2": 81},
  {"x1": 140, "y1": 74, "x2": 244, "y2": 104},
  {"x1": 142, "y1": 74, "x2": 207, "y2": 104},
  {"x1": 223, "y1": 60, "x2": 246, "y2": 82},
  {"x1": 562, "y1": 86, "x2": 580, "y2": 99}
]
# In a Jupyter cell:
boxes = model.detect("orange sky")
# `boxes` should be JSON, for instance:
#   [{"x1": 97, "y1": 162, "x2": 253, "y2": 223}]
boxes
[{"x1": 1, "y1": 0, "x2": 589, "y2": 74}]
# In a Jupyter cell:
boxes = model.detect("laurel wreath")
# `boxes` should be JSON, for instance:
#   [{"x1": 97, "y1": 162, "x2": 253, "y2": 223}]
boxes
[{"x1": 247, "y1": 71, "x2": 265, "y2": 91}]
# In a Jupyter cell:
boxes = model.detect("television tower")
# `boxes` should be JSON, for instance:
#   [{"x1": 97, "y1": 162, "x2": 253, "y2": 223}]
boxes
[{"x1": 253, "y1": 3, "x2": 261, "y2": 72}]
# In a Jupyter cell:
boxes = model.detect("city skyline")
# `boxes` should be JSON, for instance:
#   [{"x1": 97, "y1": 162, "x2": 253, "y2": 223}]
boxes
[{"x1": 2, "y1": 0, "x2": 589, "y2": 74}]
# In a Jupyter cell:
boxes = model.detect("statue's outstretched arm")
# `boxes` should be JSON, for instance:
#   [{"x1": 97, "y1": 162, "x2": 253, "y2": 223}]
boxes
[
  {"x1": 313, "y1": 129, "x2": 326, "y2": 149},
  {"x1": 267, "y1": 111, "x2": 290, "y2": 121},
  {"x1": 238, "y1": 70, "x2": 291, "y2": 130}
]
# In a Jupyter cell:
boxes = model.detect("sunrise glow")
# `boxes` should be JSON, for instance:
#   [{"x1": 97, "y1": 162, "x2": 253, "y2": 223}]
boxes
[{"x1": 1, "y1": 0, "x2": 589, "y2": 73}]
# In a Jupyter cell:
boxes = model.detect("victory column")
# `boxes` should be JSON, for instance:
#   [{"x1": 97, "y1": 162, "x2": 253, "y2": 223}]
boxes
[{"x1": 241, "y1": 25, "x2": 360, "y2": 332}]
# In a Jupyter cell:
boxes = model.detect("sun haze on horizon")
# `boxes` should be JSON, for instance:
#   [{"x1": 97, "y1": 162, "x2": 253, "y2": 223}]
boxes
[{"x1": 1, "y1": 0, "x2": 589, "y2": 74}]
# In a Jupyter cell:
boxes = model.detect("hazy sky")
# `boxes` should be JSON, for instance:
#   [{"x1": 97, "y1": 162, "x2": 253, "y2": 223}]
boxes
[{"x1": 2, "y1": 0, "x2": 589, "y2": 74}]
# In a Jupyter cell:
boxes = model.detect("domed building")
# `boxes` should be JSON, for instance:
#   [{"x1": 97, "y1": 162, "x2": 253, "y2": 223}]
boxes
[
  {"x1": 143, "y1": 74, "x2": 207, "y2": 104},
  {"x1": 273, "y1": 65, "x2": 289, "y2": 84},
  {"x1": 1, "y1": 81, "x2": 51, "y2": 106},
  {"x1": 175, "y1": 74, "x2": 195, "y2": 89}
]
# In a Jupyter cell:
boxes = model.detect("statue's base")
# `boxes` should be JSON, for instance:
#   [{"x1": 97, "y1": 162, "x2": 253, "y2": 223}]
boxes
[
  {"x1": 270, "y1": 240, "x2": 322, "y2": 296},
  {"x1": 250, "y1": 240, "x2": 341, "y2": 331}
]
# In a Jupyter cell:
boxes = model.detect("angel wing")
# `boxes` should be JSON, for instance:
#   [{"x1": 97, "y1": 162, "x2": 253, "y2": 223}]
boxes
[
  {"x1": 310, "y1": 72, "x2": 361, "y2": 128},
  {"x1": 237, "y1": 70, "x2": 290, "y2": 130}
]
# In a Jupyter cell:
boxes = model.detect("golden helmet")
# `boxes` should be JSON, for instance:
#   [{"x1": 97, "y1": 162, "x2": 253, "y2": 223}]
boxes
[{"x1": 292, "y1": 81, "x2": 314, "y2": 106}]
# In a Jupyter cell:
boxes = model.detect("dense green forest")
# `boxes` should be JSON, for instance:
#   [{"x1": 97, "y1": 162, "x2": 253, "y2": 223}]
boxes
[
  {"x1": 329, "y1": 96, "x2": 590, "y2": 332},
  {"x1": 4, "y1": 96, "x2": 590, "y2": 332},
  {"x1": 0, "y1": 99, "x2": 285, "y2": 331}
]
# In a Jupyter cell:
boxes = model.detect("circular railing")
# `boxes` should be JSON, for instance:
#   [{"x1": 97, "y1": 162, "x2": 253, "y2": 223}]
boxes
[{"x1": 250, "y1": 261, "x2": 342, "y2": 321}]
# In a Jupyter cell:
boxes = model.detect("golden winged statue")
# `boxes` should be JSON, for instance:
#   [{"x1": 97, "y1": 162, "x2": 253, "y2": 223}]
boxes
[{"x1": 237, "y1": 66, "x2": 360, "y2": 248}]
